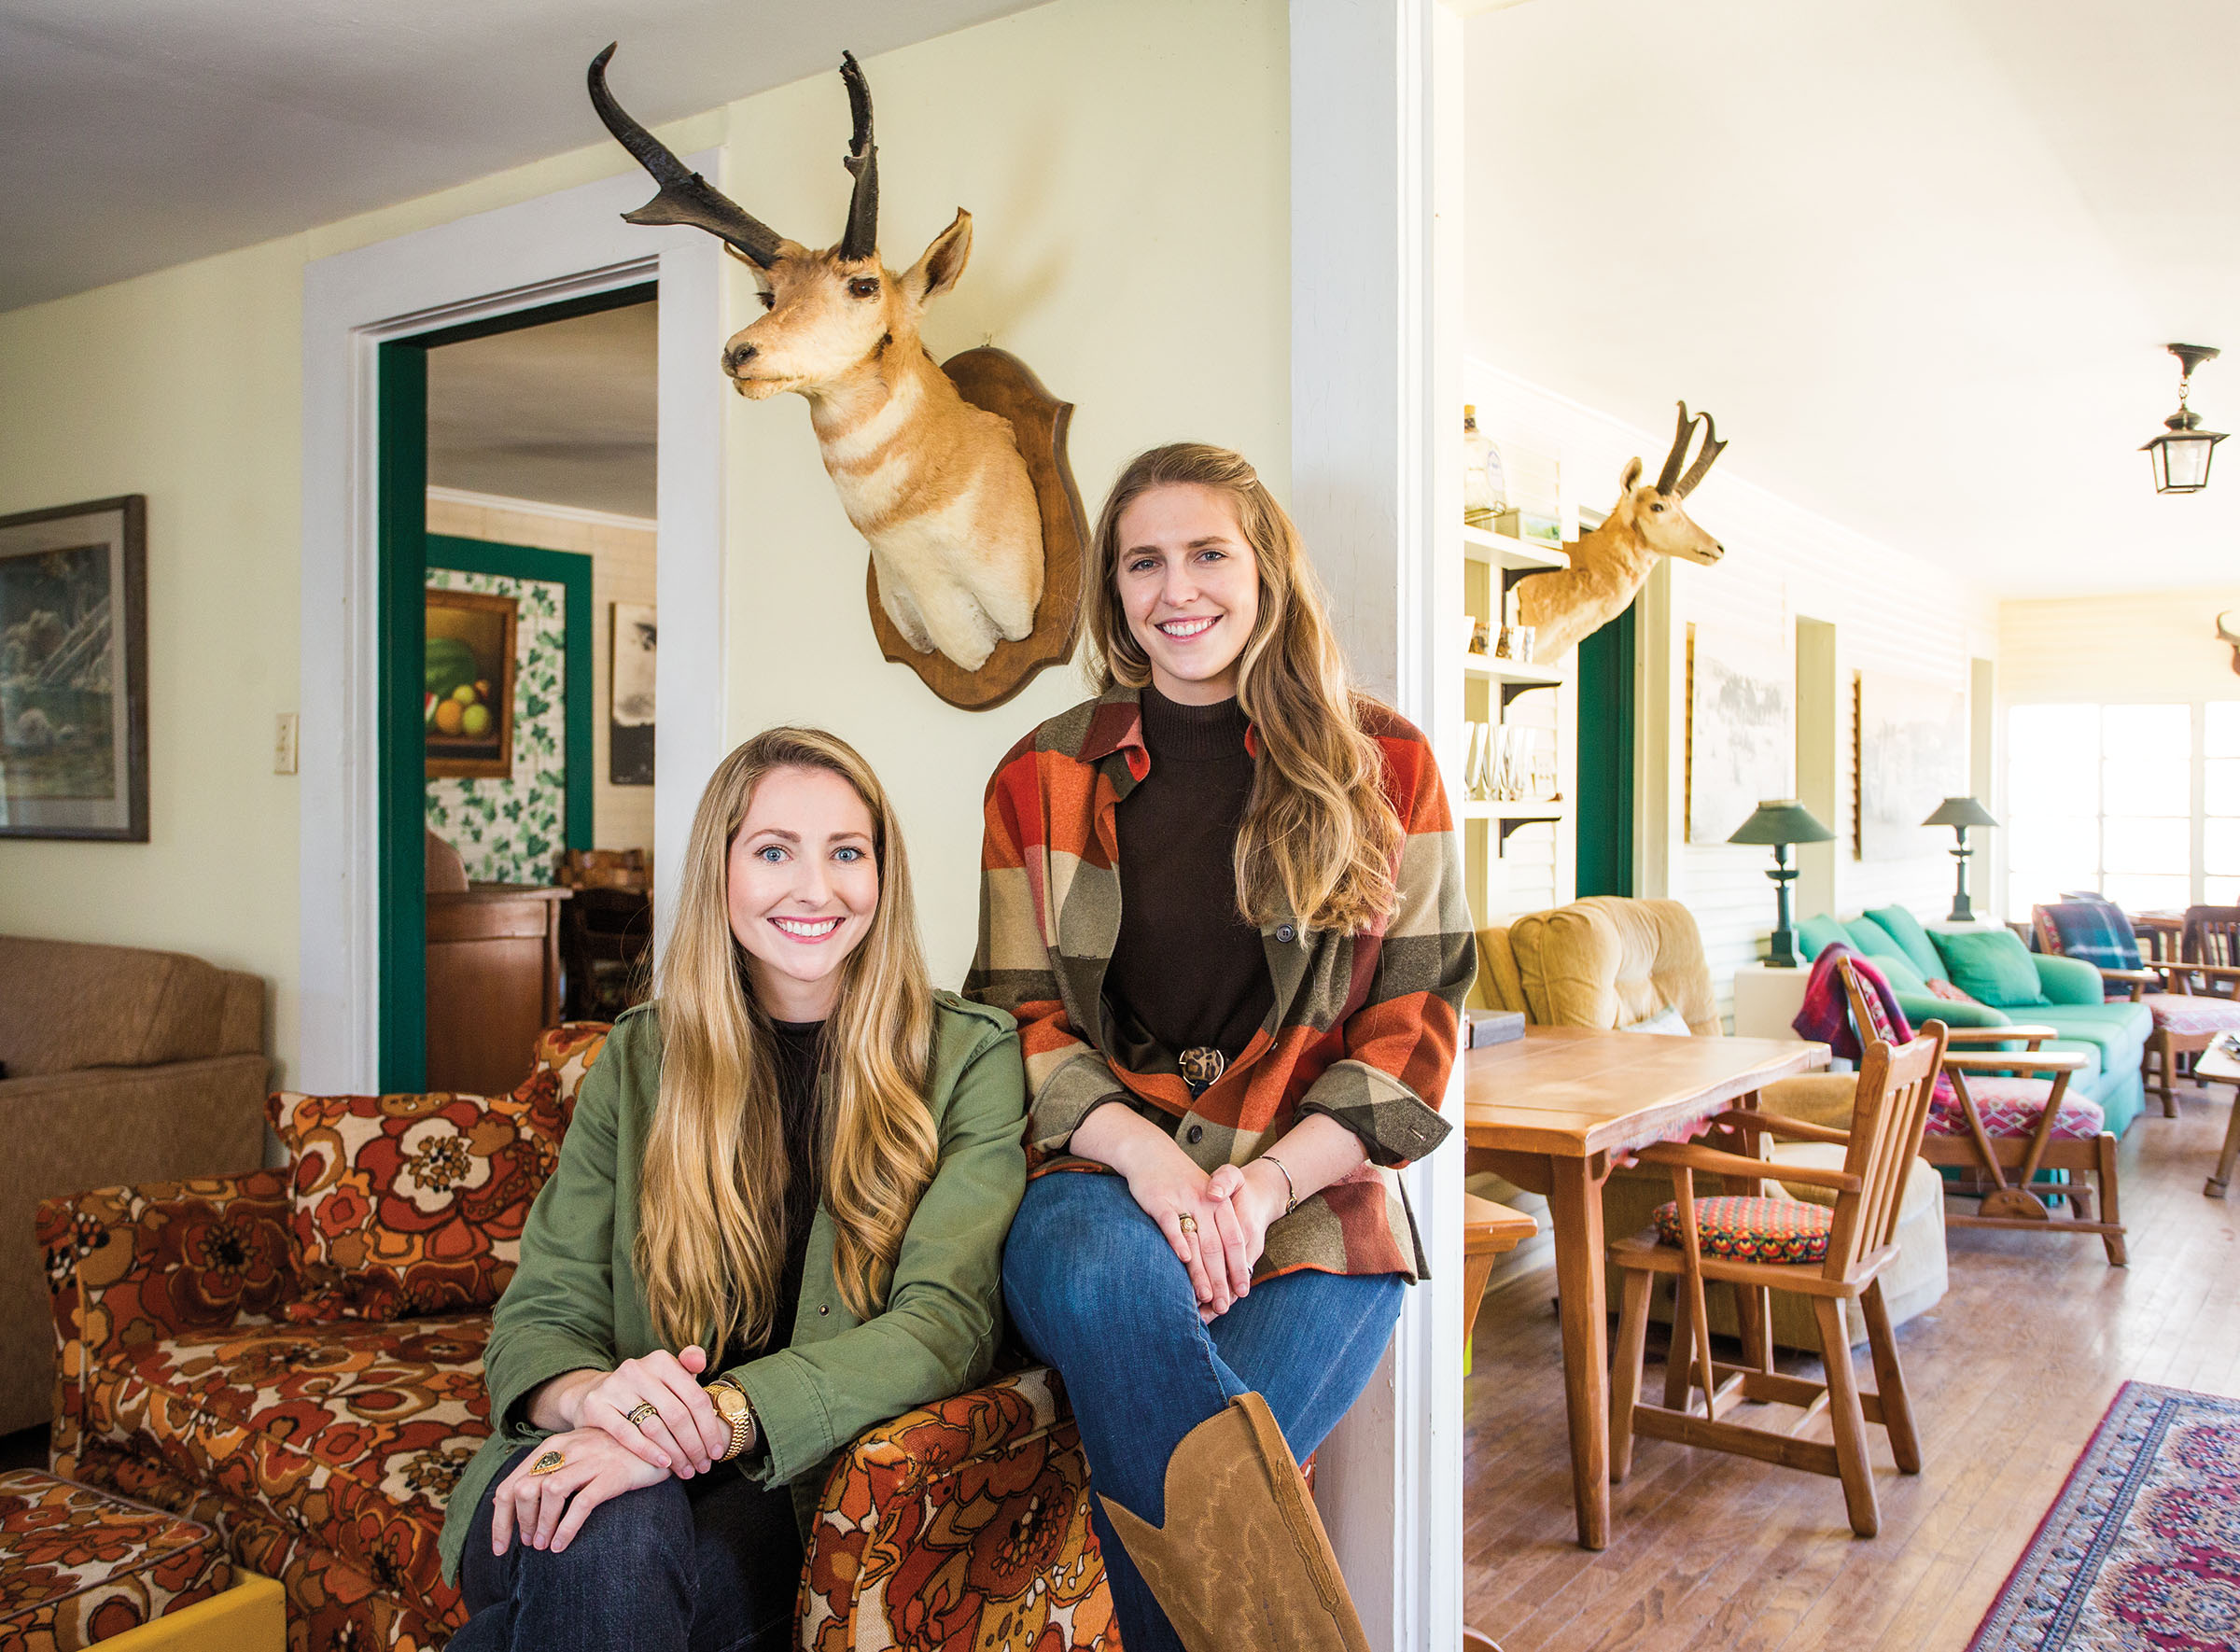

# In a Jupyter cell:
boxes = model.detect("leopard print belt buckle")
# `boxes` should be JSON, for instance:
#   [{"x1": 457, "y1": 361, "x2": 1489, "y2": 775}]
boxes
[{"x1": 1179, "y1": 1046, "x2": 1227, "y2": 1097}]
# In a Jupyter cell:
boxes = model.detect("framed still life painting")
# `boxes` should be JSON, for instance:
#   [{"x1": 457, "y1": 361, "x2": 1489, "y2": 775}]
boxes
[
  {"x1": 0, "y1": 496, "x2": 148, "y2": 841},
  {"x1": 424, "y1": 587, "x2": 519, "y2": 779}
]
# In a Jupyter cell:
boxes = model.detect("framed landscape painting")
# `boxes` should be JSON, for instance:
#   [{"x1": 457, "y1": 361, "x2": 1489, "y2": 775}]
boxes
[{"x1": 0, "y1": 496, "x2": 148, "y2": 841}]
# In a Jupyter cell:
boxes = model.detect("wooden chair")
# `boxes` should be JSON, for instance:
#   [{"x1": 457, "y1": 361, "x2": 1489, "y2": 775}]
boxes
[
  {"x1": 2035, "y1": 898, "x2": 2240, "y2": 1115},
  {"x1": 1462, "y1": 1191, "x2": 1535, "y2": 1351},
  {"x1": 1608, "y1": 1016, "x2": 1948, "y2": 1538},
  {"x1": 1840, "y1": 956, "x2": 2125, "y2": 1264}
]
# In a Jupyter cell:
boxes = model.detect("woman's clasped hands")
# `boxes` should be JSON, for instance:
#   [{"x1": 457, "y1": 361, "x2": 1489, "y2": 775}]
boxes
[
  {"x1": 1119, "y1": 1138, "x2": 1288, "y2": 1322},
  {"x1": 491, "y1": 1346, "x2": 734, "y2": 1557}
]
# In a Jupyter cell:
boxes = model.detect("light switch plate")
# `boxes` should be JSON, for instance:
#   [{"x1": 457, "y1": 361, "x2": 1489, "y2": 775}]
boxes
[{"x1": 273, "y1": 713, "x2": 300, "y2": 775}]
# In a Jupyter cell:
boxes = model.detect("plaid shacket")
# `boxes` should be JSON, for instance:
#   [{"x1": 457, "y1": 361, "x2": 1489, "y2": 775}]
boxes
[{"x1": 965, "y1": 685, "x2": 1473, "y2": 1281}]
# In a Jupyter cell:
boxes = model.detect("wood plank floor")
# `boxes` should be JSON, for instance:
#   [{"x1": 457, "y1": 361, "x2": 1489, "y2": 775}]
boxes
[{"x1": 1463, "y1": 1078, "x2": 2240, "y2": 1652}]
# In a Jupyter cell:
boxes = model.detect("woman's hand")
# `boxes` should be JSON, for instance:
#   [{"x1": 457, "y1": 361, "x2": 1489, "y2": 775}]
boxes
[
  {"x1": 532, "y1": 1347, "x2": 731, "y2": 1478},
  {"x1": 490, "y1": 1427, "x2": 671, "y2": 1557},
  {"x1": 1070, "y1": 1100, "x2": 1253, "y2": 1319},
  {"x1": 1204, "y1": 1160, "x2": 1287, "y2": 1283}
]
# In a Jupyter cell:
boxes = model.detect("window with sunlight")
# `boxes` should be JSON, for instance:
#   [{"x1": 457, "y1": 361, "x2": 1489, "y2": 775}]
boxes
[{"x1": 2006, "y1": 702, "x2": 2240, "y2": 918}]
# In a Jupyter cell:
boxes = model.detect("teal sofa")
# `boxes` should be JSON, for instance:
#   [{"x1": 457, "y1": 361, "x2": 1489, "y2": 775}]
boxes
[{"x1": 1797, "y1": 906, "x2": 2150, "y2": 1138}]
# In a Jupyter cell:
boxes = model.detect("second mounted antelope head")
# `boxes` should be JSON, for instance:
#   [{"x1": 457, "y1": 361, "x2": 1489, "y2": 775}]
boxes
[
  {"x1": 1510, "y1": 402, "x2": 1729, "y2": 664},
  {"x1": 588, "y1": 46, "x2": 1085, "y2": 707}
]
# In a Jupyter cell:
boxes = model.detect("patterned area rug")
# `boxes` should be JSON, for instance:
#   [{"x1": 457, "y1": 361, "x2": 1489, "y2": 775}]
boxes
[{"x1": 1970, "y1": 1381, "x2": 2240, "y2": 1651}]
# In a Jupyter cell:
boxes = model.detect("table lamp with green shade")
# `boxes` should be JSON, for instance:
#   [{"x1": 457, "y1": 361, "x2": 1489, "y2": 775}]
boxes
[
  {"x1": 1728, "y1": 799, "x2": 1837, "y2": 968},
  {"x1": 1923, "y1": 795, "x2": 1999, "y2": 921}
]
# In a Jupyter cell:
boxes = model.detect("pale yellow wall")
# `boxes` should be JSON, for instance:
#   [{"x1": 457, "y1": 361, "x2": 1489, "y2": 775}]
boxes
[
  {"x1": 716, "y1": 0, "x2": 1290, "y2": 986},
  {"x1": 1999, "y1": 588, "x2": 2240, "y2": 704},
  {"x1": 0, "y1": 244, "x2": 308, "y2": 1079},
  {"x1": 0, "y1": 0, "x2": 1290, "y2": 1068}
]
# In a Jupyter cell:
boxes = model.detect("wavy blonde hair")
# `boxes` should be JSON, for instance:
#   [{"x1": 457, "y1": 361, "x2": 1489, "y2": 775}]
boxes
[
  {"x1": 640, "y1": 728, "x2": 938, "y2": 1352},
  {"x1": 1085, "y1": 442, "x2": 1403, "y2": 934}
]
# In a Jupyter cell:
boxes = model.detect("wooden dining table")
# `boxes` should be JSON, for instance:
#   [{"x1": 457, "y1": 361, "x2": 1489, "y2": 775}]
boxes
[{"x1": 1464, "y1": 1025, "x2": 1830, "y2": 1549}]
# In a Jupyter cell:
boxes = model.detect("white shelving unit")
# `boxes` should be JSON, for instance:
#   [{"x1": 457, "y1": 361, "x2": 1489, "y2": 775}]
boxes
[
  {"x1": 1456, "y1": 470, "x2": 1576, "y2": 932},
  {"x1": 1461, "y1": 521, "x2": 1567, "y2": 572}
]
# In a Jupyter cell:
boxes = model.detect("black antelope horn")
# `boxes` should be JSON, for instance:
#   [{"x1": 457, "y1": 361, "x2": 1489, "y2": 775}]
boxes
[
  {"x1": 587, "y1": 44, "x2": 786, "y2": 268},
  {"x1": 837, "y1": 50, "x2": 879, "y2": 263},
  {"x1": 1673, "y1": 409, "x2": 1729, "y2": 499},
  {"x1": 1654, "y1": 401, "x2": 1697, "y2": 495}
]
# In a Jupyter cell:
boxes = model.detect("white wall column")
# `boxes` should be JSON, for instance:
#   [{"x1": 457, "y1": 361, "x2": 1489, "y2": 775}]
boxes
[{"x1": 1291, "y1": 2, "x2": 1463, "y2": 1646}]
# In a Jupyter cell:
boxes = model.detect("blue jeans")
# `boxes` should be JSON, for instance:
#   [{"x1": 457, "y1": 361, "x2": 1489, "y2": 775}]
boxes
[
  {"x1": 449, "y1": 1444, "x2": 803, "y2": 1652},
  {"x1": 1002, "y1": 1169, "x2": 1405, "y2": 1652}
]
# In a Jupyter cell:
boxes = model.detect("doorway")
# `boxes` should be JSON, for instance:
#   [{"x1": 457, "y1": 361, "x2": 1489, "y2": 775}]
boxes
[{"x1": 376, "y1": 285, "x2": 657, "y2": 1092}]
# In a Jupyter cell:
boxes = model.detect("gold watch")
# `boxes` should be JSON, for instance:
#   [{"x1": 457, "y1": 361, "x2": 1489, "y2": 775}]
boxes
[{"x1": 707, "y1": 1378, "x2": 758, "y2": 1462}]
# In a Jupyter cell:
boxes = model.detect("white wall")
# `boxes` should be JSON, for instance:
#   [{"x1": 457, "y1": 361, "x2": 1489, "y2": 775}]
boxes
[
  {"x1": 711, "y1": 0, "x2": 1290, "y2": 987},
  {"x1": 1464, "y1": 362, "x2": 2001, "y2": 1011},
  {"x1": 2000, "y1": 589, "x2": 2240, "y2": 705}
]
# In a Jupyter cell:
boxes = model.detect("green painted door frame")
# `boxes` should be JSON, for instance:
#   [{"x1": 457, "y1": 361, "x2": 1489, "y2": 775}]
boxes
[
  {"x1": 374, "y1": 282, "x2": 651, "y2": 1090},
  {"x1": 377, "y1": 343, "x2": 429, "y2": 1092},
  {"x1": 1575, "y1": 601, "x2": 1637, "y2": 898}
]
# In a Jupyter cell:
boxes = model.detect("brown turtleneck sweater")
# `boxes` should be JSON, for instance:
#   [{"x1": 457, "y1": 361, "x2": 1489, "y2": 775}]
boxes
[{"x1": 1105, "y1": 689, "x2": 1274, "y2": 1063}]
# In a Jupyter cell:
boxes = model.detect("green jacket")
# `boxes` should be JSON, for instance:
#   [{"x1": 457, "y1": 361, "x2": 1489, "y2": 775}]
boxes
[{"x1": 438, "y1": 991, "x2": 1027, "y2": 1585}]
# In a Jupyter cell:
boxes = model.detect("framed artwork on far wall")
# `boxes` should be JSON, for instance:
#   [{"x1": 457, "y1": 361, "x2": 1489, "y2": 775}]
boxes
[
  {"x1": 0, "y1": 495, "x2": 148, "y2": 841},
  {"x1": 1686, "y1": 622, "x2": 1793, "y2": 845},
  {"x1": 610, "y1": 601, "x2": 655, "y2": 786},
  {"x1": 425, "y1": 588, "x2": 518, "y2": 779},
  {"x1": 1856, "y1": 669, "x2": 1967, "y2": 861}
]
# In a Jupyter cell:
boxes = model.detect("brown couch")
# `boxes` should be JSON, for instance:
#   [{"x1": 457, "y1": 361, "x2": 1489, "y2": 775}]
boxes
[{"x1": 2, "y1": 935, "x2": 267, "y2": 1434}]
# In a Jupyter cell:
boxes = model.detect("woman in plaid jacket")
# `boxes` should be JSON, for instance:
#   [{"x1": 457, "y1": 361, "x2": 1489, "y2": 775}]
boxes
[{"x1": 968, "y1": 443, "x2": 1473, "y2": 1652}]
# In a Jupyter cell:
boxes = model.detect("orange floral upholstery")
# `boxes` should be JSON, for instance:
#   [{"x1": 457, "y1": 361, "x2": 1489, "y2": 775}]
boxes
[
  {"x1": 0, "y1": 1469, "x2": 232, "y2": 1649},
  {"x1": 266, "y1": 1087, "x2": 566, "y2": 1323},
  {"x1": 803, "y1": 1366, "x2": 1114, "y2": 1652},
  {"x1": 40, "y1": 1022, "x2": 1111, "y2": 1652}
]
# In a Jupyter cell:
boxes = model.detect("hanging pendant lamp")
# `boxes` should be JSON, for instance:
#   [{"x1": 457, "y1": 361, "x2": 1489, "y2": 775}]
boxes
[{"x1": 2143, "y1": 343, "x2": 2226, "y2": 495}]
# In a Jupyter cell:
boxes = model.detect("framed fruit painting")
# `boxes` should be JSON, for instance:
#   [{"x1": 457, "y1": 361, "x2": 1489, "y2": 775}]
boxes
[{"x1": 425, "y1": 588, "x2": 517, "y2": 779}]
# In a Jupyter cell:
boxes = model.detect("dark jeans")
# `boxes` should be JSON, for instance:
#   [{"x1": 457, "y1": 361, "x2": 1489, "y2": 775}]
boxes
[
  {"x1": 1002, "y1": 1169, "x2": 1405, "y2": 1652},
  {"x1": 449, "y1": 1444, "x2": 804, "y2": 1652}
]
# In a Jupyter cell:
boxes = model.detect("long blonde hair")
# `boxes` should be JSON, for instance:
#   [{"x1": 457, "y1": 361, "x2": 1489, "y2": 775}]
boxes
[
  {"x1": 1085, "y1": 442, "x2": 1404, "y2": 934},
  {"x1": 640, "y1": 728, "x2": 938, "y2": 1351}
]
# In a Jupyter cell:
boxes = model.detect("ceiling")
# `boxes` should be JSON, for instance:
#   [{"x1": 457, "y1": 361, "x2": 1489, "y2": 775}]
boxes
[
  {"x1": 427, "y1": 301, "x2": 657, "y2": 519},
  {"x1": 1465, "y1": 0, "x2": 2240, "y2": 597},
  {"x1": 0, "y1": 0, "x2": 1045, "y2": 312}
]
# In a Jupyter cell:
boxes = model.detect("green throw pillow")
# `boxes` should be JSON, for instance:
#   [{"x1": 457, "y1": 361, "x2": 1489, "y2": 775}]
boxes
[
  {"x1": 1796, "y1": 915, "x2": 1852, "y2": 963},
  {"x1": 1933, "y1": 927, "x2": 2049, "y2": 1009},
  {"x1": 1865, "y1": 905, "x2": 1949, "y2": 984},
  {"x1": 1869, "y1": 952, "x2": 1930, "y2": 997}
]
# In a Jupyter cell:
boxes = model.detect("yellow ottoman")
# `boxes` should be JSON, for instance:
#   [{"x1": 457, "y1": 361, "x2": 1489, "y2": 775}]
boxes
[{"x1": 0, "y1": 1469, "x2": 279, "y2": 1651}]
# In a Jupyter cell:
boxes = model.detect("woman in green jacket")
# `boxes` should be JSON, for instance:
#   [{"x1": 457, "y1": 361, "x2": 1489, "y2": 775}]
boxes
[{"x1": 439, "y1": 727, "x2": 1027, "y2": 1652}]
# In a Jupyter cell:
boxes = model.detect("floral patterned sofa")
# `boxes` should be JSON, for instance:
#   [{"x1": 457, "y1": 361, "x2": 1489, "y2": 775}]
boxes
[{"x1": 38, "y1": 1025, "x2": 1113, "y2": 1651}]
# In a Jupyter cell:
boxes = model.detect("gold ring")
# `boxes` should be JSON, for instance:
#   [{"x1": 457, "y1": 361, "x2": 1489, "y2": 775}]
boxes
[
  {"x1": 624, "y1": 1401, "x2": 660, "y2": 1430},
  {"x1": 1177, "y1": 1214, "x2": 1197, "y2": 1234},
  {"x1": 530, "y1": 1449, "x2": 566, "y2": 1477}
]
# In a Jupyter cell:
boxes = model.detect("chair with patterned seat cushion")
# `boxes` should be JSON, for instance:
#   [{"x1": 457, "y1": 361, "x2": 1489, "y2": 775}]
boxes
[
  {"x1": 1608, "y1": 1014, "x2": 1950, "y2": 1538},
  {"x1": 2036, "y1": 898, "x2": 2240, "y2": 1115},
  {"x1": 1840, "y1": 955, "x2": 2125, "y2": 1264}
]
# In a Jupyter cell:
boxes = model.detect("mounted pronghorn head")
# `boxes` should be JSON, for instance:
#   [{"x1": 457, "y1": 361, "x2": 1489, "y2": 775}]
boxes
[
  {"x1": 1609, "y1": 401, "x2": 1729, "y2": 566},
  {"x1": 588, "y1": 44, "x2": 971, "y2": 402},
  {"x1": 2218, "y1": 611, "x2": 2240, "y2": 676}
]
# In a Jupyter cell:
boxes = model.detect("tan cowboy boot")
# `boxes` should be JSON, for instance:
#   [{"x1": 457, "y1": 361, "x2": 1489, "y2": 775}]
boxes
[{"x1": 1098, "y1": 1393, "x2": 1372, "y2": 1652}]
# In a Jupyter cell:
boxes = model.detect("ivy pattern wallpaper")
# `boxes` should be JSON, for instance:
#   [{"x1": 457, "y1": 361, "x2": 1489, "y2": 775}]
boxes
[{"x1": 424, "y1": 569, "x2": 567, "y2": 883}]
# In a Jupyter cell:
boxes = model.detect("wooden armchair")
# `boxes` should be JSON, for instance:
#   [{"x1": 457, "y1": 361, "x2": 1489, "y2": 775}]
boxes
[
  {"x1": 2035, "y1": 898, "x2": 2240, "y2": 1114},
  {"x1": 1839, "y1": 956, "x2": 2125, "y2": 1264},
  {"x1": 1608, "y1": 1016, "x2": 1947, "y2": 1537}
]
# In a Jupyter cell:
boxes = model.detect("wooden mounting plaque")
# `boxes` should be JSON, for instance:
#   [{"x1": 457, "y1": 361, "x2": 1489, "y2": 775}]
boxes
[{"x1": 865, "y1": 346, "x2": 1087, "y2": 711}]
